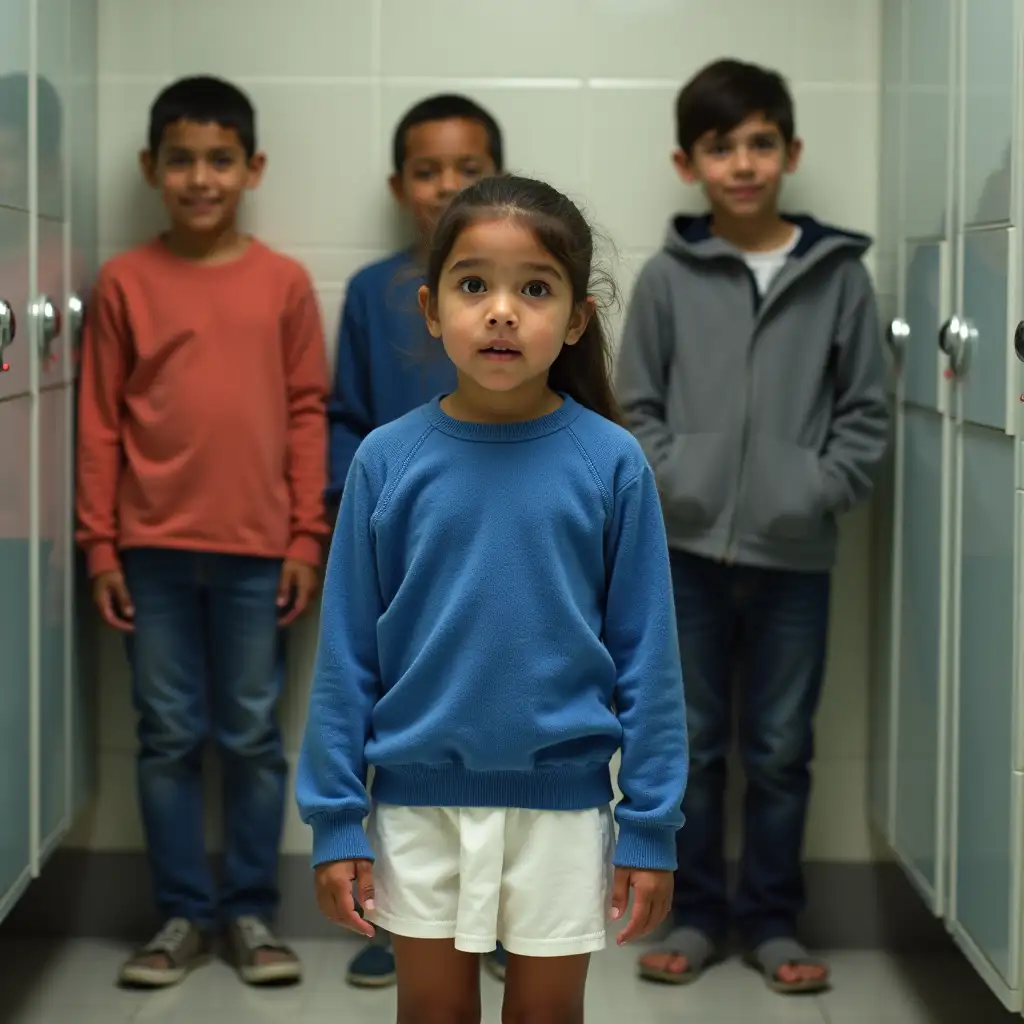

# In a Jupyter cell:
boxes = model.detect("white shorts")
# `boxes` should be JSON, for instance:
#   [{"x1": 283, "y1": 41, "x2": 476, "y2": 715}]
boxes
[{"x1": 364, "y1": 804, "x2": 615, "y2": 958}]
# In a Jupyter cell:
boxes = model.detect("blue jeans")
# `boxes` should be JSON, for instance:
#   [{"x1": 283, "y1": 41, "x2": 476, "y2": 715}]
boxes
[
  {"x1": 670, "y1": 550, "x2": 829, "y2": 948},
  {"x1": 122, "y1": 549, "x2": 288, "y2": 929}
]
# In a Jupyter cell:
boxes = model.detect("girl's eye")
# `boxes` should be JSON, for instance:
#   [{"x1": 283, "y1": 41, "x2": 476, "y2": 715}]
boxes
[
  {"x1": 459, "y1": 278, "x2": 486, "y2": 294},
  {"x1": 523, "y1": 281, "x2": 550, "y2": 298}
]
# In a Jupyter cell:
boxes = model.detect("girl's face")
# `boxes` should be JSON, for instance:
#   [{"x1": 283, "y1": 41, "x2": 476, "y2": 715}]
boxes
[{"x1": 420, "y1": 218, "x2": 591, "y2": 399}]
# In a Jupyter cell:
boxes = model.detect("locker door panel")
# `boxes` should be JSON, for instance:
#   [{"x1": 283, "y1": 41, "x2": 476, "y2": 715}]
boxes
[
  {"x1": 37, "y1": 383, "x2": 68, "y2": 851},
  {"x1": 870, "y1": 0, "x2": 905, "y2": 839},
  {"x1": 0, "y1": 396, "x2": 31, "y2": 912},
  {"x1": 904, "y1": 241, "x2": 946, "y2": 410},
  {"x1": 954, "y1": 425, "x2": 1017, "y2": 987},
  {"x1": 962, "y1": 0, "x2": 1015, "y2": 227},
  {"x1": 0, "y1": 203, "x2": 32, "y2": 917},
  {"x1": 960, "y1": 229, "x2": 1013, "y2": 432},
  {"x1": 66, "y1": 0, "x2": 98, "y2": 818},
  {"x1": 35, "y1": 0, "x2": 66, "y2": 224},
  {"x1": 0, "y1": 0, "x2": 32, "y2": 404},
  {"x1": 905, "y1": 0, "x2": 954, "y2": 239},
  {"x1": 893, "y1": 406, "x2": 945, "y2": 904},
  {"x1": 0, "y1": 0, "x2": 30, "y2": 215}
]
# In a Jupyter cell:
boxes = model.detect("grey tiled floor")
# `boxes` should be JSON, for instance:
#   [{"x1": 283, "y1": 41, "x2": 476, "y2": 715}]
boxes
[{"x1": 0, "y1": 935, "x2": 1018, "y2": 1023}]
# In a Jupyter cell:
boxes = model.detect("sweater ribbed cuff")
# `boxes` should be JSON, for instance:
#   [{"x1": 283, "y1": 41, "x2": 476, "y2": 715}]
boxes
[
  {"x1": 286, "y1": 533, "x2": 324, "y2": 569},
  {"x1": 310, "y1": 810, "x2": 374, "y2": 867},
  {"x1": 613, "y1": 823, "x2": 678, "y2": 871},
  {"x1": 85, "y1": 542, "x2": 120, "y2": 578}
]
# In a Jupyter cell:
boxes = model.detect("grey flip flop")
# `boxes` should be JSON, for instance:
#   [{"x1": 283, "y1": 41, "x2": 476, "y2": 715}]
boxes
[
  {"x1": 743, "y1": 937, "x2": 831, "y2": 994},
  {"x1": 637, "y1": 927, "x2": 720, "y2": 985}
]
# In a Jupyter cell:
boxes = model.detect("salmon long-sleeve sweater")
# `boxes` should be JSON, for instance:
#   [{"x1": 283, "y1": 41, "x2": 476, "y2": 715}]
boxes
[{"x1": 75, "y1": 238, "x2": 330, "y2": 578}]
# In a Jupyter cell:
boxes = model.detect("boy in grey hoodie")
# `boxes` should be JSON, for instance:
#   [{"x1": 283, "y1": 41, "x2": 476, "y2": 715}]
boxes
[{"x1": 617, "y1": 59, "x2": 888, "y2": 995}]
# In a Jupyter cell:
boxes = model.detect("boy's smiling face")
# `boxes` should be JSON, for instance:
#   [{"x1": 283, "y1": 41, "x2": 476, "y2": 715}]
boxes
[
  {"x1": 674, "y1": 114, "x2": 802, "y2": 221},
  {"x1": 390, "y1": 117, "x2": 497, "y2": 243},
  {"x1": 141, "y1": 119, "x2": 265, "y2": 237}
]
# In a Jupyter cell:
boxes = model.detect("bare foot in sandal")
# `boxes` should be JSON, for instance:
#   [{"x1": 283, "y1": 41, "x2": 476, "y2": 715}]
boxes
[
  {"x1": 637, "y1": 927, "x2": 718, "y2": 985},
  {"x1": 744, "y1": 938, "x2": 830, "y2": 994},
  {"x1": 639, "y1": 950, "x2": 691, "y2": 978},
  {"x1": 775, "y1": 961, "x2": 829, "y2": 987}
]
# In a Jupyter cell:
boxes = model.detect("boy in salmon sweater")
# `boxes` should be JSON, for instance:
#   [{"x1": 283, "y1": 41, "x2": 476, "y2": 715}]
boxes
[{"x1": 76, "y1": 75, "x2": 329, "y2": 990}]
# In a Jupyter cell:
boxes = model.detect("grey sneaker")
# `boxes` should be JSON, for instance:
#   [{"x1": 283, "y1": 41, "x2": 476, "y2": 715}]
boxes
[
  {"x1": 225, "y1": 915, "x2": 302, "y2": 986},
  {"x1": 118, "y1": 918, "x2": 212, "y2": 988}
]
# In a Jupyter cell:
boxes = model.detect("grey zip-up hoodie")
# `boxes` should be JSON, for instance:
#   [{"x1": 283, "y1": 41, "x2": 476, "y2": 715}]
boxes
[{"x1": 616, "y1": 214, "x2": 889, "y2": 572}]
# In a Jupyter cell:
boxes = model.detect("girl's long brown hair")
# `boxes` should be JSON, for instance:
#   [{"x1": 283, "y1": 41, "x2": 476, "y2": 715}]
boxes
[{"x1": 425, "y1": 175, "x2": 622, "y2": 425}]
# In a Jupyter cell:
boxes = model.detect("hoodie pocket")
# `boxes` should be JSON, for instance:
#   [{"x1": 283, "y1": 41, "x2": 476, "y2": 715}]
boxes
[
  {"x1": 739, "y1": 436, "x2": 828, "y2": 541},
  {"x1": 654, "y1": 433, "x2": 731, "y2": 533}
]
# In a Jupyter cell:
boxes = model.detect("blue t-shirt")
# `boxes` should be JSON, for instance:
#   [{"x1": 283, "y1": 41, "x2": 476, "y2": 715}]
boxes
[
  {"x1": 297, "y1": 396, "x2": 689, "y2": 871},
  {"x1": 326, "y1": 251, "x2": 457, "y2": 504}
]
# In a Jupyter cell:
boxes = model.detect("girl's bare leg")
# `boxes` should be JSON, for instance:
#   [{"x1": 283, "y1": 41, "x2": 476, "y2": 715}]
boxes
[
  {"x1": 501, "y1": 952, "x2": 590, "y2": 1024},
  {"x1": 392, "y1": 936, "x2": 481, "y2": 1024}
]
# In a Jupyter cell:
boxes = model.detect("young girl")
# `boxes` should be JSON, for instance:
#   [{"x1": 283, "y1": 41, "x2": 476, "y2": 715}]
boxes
[{"x1": 297, "y1": 175, "x2": 688, "y2": 1021}]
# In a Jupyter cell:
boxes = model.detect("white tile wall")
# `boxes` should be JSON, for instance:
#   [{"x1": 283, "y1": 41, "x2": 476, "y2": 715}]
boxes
[{"x1": 75, "y1": 0, "x2": 885, "y2": 861}]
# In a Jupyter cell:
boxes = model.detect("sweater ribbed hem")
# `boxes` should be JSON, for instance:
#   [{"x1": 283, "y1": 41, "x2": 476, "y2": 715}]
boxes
[
  {"x1": 372, "y1": 763, "x2": 614, "y2": 811},
  {"x1": 613, "y1": 824, "x2": 679, "y2": 871},
  {"x1": 310, "y1": 811, "x2": 374, "y2": 867}
]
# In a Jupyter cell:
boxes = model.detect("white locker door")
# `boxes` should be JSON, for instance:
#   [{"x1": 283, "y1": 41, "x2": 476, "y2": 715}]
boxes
[
  {"x1": 34, "y1": 0, "x2": 71, "y2": 864},
  {"x1": 0, "y1": 0, "x2": 35, "y2": 923},
  {"x1": 945, "y1": 0, "x2": 1023, "y2": 1008},
  {"x1": 888, "y1": 0, "x2": 958, "y2": 916}
]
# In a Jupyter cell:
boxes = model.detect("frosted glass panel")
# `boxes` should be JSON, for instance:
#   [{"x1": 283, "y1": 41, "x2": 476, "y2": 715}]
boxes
[
  {"x1": 36, "y1": 0, "x2": 67, "y2": 221},
  {"x1": 904, "y1": 241, "x2": 944, "y2": 411},
  {"x1": 905, "y1": 92, "x2": 951, "y2": 240},
  {"x1": 893, "y1": 407, "x2": 945, "y2": 902},
  {"x1": 905, "y1": 0, "x2": 952, "y2": 238},
  {"x1": 955, "y1": 426, "x2": 1017, "y2": 985},
  {"x1": 961, "y1": 228, "x2": 1011, "y2": 432},
  {"x1": 38, "y1": 386, "x2": 70, "y2": 848},
  {"x1": 908, "y1": 0, "x2": 951, "y2": 90},
  {"x1": 963, "y1": 0, "x2": 1015, "y2": 226},
  {"x1": 0, "y1": 0, "x2": 30, "y2": 214}
]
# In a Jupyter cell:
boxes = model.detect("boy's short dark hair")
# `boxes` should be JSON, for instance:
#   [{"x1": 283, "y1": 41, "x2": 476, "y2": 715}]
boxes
[
  {"x1": 391, "y1": 94, "x2": 503, "y2": 175},
  {"x1": 148, "y1": 75, "x2": 256, "y2": 158},
  {"x1": 0, "y1": 72, "x2": 61, "y2": 159},
  {"x1": 675, "y1": 59, "x2": 795, "y2": 155}
]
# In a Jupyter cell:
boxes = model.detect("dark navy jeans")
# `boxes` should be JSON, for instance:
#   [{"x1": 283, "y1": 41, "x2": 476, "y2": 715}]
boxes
[
  {"x1": 122, "y1": 549, "x2": 288, "y2": 929},
  {"x1": 669, "y1": 550, "x2": 829, "y2": 948}
]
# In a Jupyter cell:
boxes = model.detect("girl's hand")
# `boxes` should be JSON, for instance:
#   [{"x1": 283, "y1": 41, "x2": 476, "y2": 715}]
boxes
[
  {"x1": 610, "y1": 866, "x2": 674, "y2": 945},
  {"x1": 314, "y1": 859, "x2": 376, "y2": 937}
]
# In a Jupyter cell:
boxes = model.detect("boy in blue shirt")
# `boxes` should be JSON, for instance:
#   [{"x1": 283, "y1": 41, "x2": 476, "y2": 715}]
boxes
[
  {"x1": 327, "y1": 94, "x2": 503, "y2": 507},
  {"x1": 616, "y1": 59, "x2": 889, "y2": 995},
  {"x1": 327, "y1": 93, "x2": 505, "y2": 987}
]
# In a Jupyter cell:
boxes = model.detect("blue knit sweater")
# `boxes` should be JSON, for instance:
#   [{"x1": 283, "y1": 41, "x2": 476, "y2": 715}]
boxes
[{"x1": 297, "y1": 396, "x2": 688, "y2": 870}]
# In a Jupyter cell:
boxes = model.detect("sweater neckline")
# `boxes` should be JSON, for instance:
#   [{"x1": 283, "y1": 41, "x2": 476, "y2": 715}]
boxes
[{"x1": 423, "y1": 394, "x2": 582, "y2": 442}]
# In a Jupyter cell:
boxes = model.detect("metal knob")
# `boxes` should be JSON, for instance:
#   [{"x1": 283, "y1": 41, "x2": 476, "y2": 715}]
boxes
[
  {"x1": 31, "y1": 294, "x2": 61, "y2": 368},
  {"x1": 886, "y1": 318, "x2": 909, "y2": 368},
  {"x1": 939, "y1": 315, "x2": 975, "y2": 379},
  {"x1": 68, "y1": 294, "x2": 84, "y2": 337},
  {"x1": 939, "y1": 316, "x2": 960, "y2": 355},
  {"x1": 1014, "y1": 320, "x2": 1024, "y2": 363},
  {"x1": 0, "y1": 299, "x2": 15, "y2": 372},
  {"x1": 68, "y1": 294, "x2": 84, "y2": 365},
  {"x1": 887, "y1": 318, "x2": 910, "y2": 344}
]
